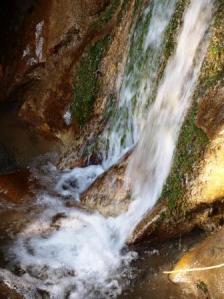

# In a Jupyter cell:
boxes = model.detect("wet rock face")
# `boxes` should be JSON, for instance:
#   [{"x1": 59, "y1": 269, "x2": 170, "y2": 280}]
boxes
[
  {"x1": 0, "y1": 0, "x2": 108, "y2": 131},
  {"x1": 0, "y1": 0, "x2": 125, "y2": 141},
  {"x1": 0, "y1": 0, "x2": 138, "y2": 170},
  {"x1": 0, "y1": 1, "x2": 35, "y2": 70},
  {"x1": 133, "y1": 1, "x2": 224, "y2": 243},
  {"x1": 170, "y1": 228, "x2": 224, "y2": 298},
  {"x1": 81, "y1": 153, "x2": 131, "y2": 217},
  {"x1": 57, "y1": 0, "x2": 140, "y2": 169}
]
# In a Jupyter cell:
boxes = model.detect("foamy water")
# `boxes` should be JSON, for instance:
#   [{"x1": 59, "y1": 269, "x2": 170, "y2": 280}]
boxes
[{"x1": 0, "y1": 0, "x2": 214, "y2": 298}]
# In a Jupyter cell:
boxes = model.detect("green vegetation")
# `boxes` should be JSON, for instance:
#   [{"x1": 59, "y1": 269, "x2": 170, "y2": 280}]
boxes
[
  {"x1": 134, "y1": 0, "x2": 144, "y2": 13},
  {"x1": 196, "y1": 0, "x2": 224, "y2": 95},
  {"x1": 91, "y1": 0, "x2": 121, "y2": 31},
  {"x1": 161, "y1": 0, "x2": 224, "y2": 218},
  {"x1": 72, "y1": 0, "x2": 142, "y2": 128},
  {"x1": 103, "y1": 93, "x2": 117, "y2": 123},
  {"x1": 162, "y1": 103, "x2": 209, "y2": 215},
  {"x1": 72, "y1": 36, "x2": 110, "y2": 127},
  {"x1": 163, "y1": 0, "x2": 190, "y2": 62}
]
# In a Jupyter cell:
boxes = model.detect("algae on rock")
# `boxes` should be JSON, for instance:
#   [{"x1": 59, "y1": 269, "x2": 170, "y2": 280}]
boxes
[
  {"x1": 72, "y1": 36, "x2": 110, "y2": 127},
  {"x1": 130, "y1": 0, "x2": 224, "y2": 244},
  {"x1": 161, "y1": 0, "x2": 224, "y2": 220}
]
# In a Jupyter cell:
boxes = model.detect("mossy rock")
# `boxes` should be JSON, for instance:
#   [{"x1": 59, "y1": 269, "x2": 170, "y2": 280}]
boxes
[
  {"x1": 161, "y1": 0, "x2": 224, "y2": 219},
  {"x1": 91, "y1": 0, "x2": 121, "y2": 31},
  {"x1": 71, "y1": 36, "x2": 110, "y2": 127}
]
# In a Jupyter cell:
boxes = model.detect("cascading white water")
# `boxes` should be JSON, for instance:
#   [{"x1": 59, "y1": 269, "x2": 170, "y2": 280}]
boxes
[
  {"x1": 0, "y1": 0, "x2": 214, "y2": 298},
  {"x1": 100, "y1": 0, "x2": 177, "y2": 168},
  {"x1": 115, "y1": 0, "x2": 214, "y2": 241},
  {"x1": 53, "y1": 0, "x2": 177, "y2": 200}
]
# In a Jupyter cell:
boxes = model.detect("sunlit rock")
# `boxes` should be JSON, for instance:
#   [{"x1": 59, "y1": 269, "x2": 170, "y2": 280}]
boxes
[
  {"x1": 81, "y1": 153, "x2": 131, "y2": 216},
  {"x1": 169, "y1": 228, "x2": 224, "y2": 298},
  {"x1": 132, "y1": 2, "x2": 224, "y2": 243}
]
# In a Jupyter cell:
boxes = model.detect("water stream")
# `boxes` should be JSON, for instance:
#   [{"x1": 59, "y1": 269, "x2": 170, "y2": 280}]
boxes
[{"x1": 0, "y1": 0, "x2": 214, "y2": 298}]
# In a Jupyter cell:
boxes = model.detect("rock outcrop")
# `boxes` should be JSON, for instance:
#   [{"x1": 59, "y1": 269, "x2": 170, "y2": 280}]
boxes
[
  {"x1": 81, "y1": 1, "x2": 224, "y2": 245},
  {"x1": 0, "y1": 0, "x2": 142, "y2": 172},
  {"x1": 138, "y1": 0, "x2": 224, "y2": 243}
]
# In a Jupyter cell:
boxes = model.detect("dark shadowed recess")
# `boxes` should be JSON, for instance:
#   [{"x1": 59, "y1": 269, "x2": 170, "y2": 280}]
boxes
[{"x1": 0, "y1": 1, "x2": 58, "y2": 174}]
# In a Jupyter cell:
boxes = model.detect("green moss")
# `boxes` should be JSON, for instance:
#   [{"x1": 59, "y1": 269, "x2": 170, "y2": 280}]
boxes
[
  {"x1": 163, "y1": 0, "x2": 190, "y2": 62},
  {"x1": 134, "y1": 0, "x2": 144, "y2": 12},
  {"x1": 162, "y1": 103, "x2": 209, "y2": 216},
  {"x1": 125, "y1": 0, "x2": 189, "y2": 110},
  {"x1": 103, "y1": 93, "x2": 117, "y2": 122},
  {"x1": 196, "y1": 0, "x2": 224, "y2": 95},
  {"x1": 161, "y1": 1, "x2": 224, "y2": 218},
  {"x1": 72, "y1": 36, "x2": 110, "y2": 127},
  {"x1": 91, "y1": 0, "x2": 121, "y2": 31}
]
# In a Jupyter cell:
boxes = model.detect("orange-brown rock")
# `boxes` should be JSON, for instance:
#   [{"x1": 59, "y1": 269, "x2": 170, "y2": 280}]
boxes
[
  {"x1": 0, "y1": 282, "x2": 24, "y2": 299},
  {"x1": 81, "y1": 153, "x2": 131, "y2": 216},
  {"x1": 197, "y1": 85, "x2": 224, "y2": 139},
  {"x1": 58, "y1": 0, "x2": 141, "y2": 169},
  {"x1": 0, "y1": 0, "x2": 142, "y2": 171},
  {"x1": 0, "y1": 170, "x2": 34, "y2": 204},
  {"x1": 169, "y1": 228, "x2": 224, "y2": 298},
  {"x1": 0, "y1": 0, "x2": 137, "y2": 148},
  {"x1": 1, "y1": 0, "x2": 109, "y2": 131}
]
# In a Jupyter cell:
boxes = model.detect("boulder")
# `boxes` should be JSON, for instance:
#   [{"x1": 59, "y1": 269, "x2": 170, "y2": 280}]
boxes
[
  {"x1": 169, "y1": 228, "x2": 224, "y2": 298},
  {"x1": 81, "y1": 153, "x2": 131, "y2": 216}
]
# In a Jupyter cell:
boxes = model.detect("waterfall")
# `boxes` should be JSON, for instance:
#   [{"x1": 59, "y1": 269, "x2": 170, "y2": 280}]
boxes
[
  {"x1": 0, "y1": 0, "x2": 214, "y2": 298},
  {"x1": 55, "y1": 0, "x2": 177, "y2": 198},
  {"x1": 116, "y1": 0, "x2": 214, "y2": 241},
  {"x1": 100, "y1": 0, "x2": 177, "y2": 168}
]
